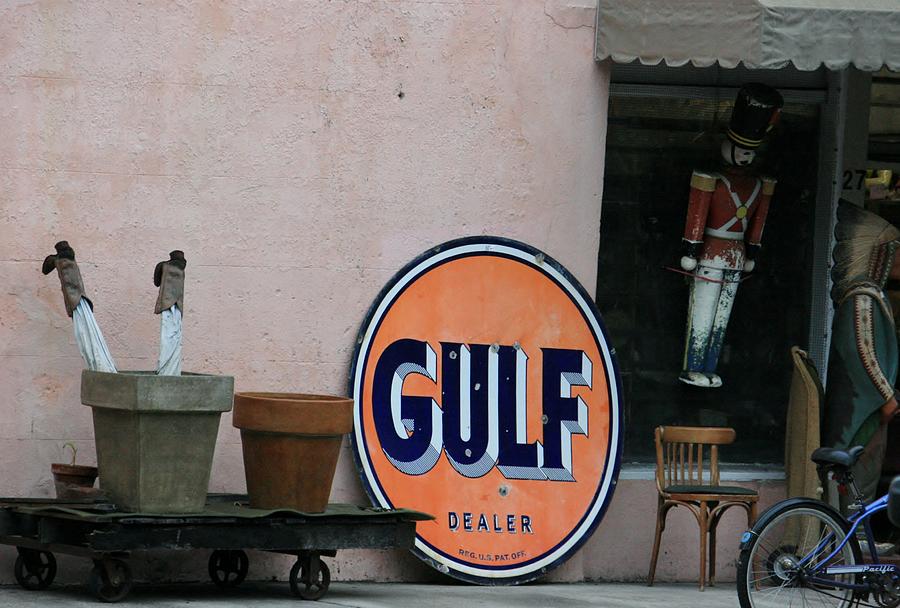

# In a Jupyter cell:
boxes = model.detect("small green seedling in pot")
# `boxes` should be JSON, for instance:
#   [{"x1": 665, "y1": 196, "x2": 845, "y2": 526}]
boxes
[{"x1": 62, "y1": 442, "x2": 78, "y2": 466}]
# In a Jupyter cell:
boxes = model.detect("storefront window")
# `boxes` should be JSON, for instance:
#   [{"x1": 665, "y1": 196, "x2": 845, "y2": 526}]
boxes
[
  {"x1": 597, "y1": 93, "x2": 821, "y2": 464},
  {"x1": 869, "y1": 70, "x2": 900, "y2": 168}
]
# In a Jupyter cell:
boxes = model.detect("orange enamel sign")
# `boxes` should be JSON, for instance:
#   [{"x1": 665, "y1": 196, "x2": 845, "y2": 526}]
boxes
[{"x1": 350, "y1": 238, "x2": 622, "y2": 583}]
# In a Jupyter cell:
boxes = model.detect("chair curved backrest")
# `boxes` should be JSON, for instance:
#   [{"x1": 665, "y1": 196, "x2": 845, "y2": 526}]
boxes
[{"x1": 654, "y1": 426, "x2": 736, "y2": 494}]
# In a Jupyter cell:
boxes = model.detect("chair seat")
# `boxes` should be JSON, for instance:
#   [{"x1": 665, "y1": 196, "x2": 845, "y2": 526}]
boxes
[{"x1": 664, "y1": 485, "x2": 758, "y2": 497}]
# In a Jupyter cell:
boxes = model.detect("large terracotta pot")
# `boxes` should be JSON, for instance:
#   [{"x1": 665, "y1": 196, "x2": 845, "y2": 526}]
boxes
[{"x1": 233, "y1": 392, "x2": 353, "y2": 513}]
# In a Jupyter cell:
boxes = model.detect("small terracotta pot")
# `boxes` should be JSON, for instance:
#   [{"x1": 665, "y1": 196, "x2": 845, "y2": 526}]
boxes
[
  {"x1": 233, "y1": 392, "x2": 353, "y2": 513},
  {"x1": 51, "y1": 463, "x2": 99, "y2": 501}
]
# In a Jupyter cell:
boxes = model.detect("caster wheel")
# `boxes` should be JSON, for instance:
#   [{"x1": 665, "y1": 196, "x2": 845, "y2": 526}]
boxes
[
  {"x1": 289, "y1": 558, "x2": 330, "y2": 601},
  {"x1": 88, "y1": 559, "x2": 133, "y2": 603},
  {"x1": 208, "y1": 549, "x2": 249, "y2": 588},
  {"x1": 14, "y1": 550, "x2": 57, "y2": 590}
]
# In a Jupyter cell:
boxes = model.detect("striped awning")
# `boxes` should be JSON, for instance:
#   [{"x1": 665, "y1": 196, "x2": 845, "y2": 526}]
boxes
[{"x1": 595, "y1": 0, "x2": 900, "y2": 72}]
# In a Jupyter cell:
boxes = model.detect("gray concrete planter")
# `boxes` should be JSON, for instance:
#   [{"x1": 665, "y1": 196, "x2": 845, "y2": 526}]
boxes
[{"x1": 81, "y1": 370, "x2": 234, "y2": 513}]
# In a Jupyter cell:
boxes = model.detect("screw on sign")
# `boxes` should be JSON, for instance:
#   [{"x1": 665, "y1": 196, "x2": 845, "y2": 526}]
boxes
[{"x1": 350, "y1": 237, "x2": 622, "y2": 584}]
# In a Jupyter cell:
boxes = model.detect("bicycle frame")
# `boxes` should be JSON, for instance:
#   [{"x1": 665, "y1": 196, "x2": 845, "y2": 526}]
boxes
[{"x1": 799, "y1": 494, "x2": 889, "y2": 593}]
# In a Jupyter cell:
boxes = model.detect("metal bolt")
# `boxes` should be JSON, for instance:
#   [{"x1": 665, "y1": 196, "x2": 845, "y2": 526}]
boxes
[
  {"x1": 499, "y1": 485, "x2": 509, "y2": 497},
  {"x1": 465, "y1": 449, "x2": 472, "y2": 457},
  {"x1": 541, "y1": 414, "x2": 549, "y2": 424},
  {"x1": 490, "y1": 343, "x2": 499, "y2": 353},
  {"x1": 513, "y1": 341, "x2": 521, "y2": 350},
  {"x1": 449, "y1": 350, "x2": 457, "y2": 360},
  {"x1": 534, "y1": 253, "x2": 545, "y2": 265}
]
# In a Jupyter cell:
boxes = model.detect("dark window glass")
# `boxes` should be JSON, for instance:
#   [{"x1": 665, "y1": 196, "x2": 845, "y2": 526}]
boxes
[
  {"x1": 869, "y1": 70, "x2": 900, "y2": 164},
  {"x1": 597, "y1": 94, "x2": 820, "y2": 464}
]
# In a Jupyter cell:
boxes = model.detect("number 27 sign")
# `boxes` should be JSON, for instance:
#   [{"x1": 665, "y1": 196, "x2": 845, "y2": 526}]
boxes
[{"x1": 350, "y1": 237, "x2": 622, "y2": 584}]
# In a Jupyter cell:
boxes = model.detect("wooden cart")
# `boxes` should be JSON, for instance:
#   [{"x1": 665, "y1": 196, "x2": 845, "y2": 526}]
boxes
[{"x1": 0, "y1": 494, "x2": 431, "y2": 603}]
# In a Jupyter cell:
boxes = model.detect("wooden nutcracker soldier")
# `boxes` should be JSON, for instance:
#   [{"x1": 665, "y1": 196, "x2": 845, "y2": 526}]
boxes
[{"x1": 679, "y1": 84, "x2": 783, "y2": 388}]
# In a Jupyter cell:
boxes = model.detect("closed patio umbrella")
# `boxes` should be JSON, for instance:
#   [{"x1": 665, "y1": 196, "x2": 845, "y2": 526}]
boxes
[
  {"x1": 42, "y1": 241, "x2": 117, "y2": 373},
  {"x1": 154, "y1": 250, "x2": 186, "y2": 376}
]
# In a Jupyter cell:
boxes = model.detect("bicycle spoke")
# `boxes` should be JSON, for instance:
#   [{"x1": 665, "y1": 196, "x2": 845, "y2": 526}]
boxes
[{"x1": 748, "y1": 572, "x2": 780, "y2": 585}]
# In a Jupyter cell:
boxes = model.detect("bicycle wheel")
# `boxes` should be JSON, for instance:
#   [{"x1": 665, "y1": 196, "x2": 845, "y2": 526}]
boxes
[{"x1": 737, "y1": 500, "x2": 861, "y2": 608}]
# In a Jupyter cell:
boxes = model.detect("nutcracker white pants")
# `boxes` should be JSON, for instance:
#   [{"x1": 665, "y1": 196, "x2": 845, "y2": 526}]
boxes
[
  {"x1": 72, "y1": 299, "x2": 118, "y2": 373},
  {"x1": 157, "y1": 304, "x2": 182, "y2": 376},
  {"x1": 683, "y1": 267, "x2": 741, "y2": 374}
]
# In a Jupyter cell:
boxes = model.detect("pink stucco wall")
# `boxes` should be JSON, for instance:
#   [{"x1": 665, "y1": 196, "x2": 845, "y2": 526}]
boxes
[{"x1": 0, "y1": 0, "x2": 768, "y2": 587}]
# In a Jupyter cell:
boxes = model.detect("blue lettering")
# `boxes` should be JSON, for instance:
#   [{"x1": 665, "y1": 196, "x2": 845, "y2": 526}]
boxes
[
  {"x1": 441, "y1": 343, "x2": 498, "y2": 478},
  {"x1": 477, "y1": 514, "x2": 490, "y2": 532},
  {"x1": 540, "y1": 348, "x2": 592, "y2": 481},
  {"x1": 372, "y1": 339, "x2": 443, "y2": 476},
  {"x1": 521, "y1": 515, "x2": 533, "y2": 534},
  {"x1": 496, "y1": 345, "x2": 545, "y2": 480},
  {"x1": 507, "y1": 514, "x2": 517, "y2": 533},
  {"x1": 371, "y1": 342, "x2": 594, "y2": 482}
]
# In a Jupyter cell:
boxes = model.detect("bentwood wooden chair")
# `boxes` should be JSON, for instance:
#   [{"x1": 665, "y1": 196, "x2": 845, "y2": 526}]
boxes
[{"x1": 647, "y1": 426, "x2": 758, "y2": 591}]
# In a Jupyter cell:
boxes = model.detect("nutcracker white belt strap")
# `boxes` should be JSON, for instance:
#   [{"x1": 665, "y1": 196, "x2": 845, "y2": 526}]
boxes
[
  {"x1": 715, "y1": 173, "x2": 762, "y2": 233},
  {"x1": 704, "y1": 227, "x2": 745, "y2": 240}
]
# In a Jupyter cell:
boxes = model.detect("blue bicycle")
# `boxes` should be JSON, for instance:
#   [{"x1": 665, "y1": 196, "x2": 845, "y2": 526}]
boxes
[{"x1": 737, "y1": 446, "x2": 900, "y2": 608}]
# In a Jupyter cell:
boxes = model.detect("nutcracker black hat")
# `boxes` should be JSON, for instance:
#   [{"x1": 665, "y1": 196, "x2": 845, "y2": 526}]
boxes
[{"x1": 726, "y1": 83, "x2": 784, "y2": 150}]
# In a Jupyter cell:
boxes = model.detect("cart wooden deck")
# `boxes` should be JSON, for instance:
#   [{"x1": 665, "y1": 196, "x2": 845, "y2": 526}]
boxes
[{"x1": 0, "y1": 494, "x2": 432, "y2": 602}]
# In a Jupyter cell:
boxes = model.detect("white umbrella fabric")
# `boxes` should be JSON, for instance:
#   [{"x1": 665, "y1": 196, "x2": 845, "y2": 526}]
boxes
[
  {"x1": 73, "y1": 299, "x2": 118, "y2": 373},
  {"x1": 156, "y1": 304, "x2": 182, "y2": 376}
]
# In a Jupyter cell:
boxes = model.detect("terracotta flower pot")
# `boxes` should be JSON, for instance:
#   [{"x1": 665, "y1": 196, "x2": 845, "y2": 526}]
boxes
[
  {"x1": 233, "y1": 392, "x2": 353, "y2": 513},
  {"x1": 51, "y1": 463, "x2": 98, "y2": 501}
]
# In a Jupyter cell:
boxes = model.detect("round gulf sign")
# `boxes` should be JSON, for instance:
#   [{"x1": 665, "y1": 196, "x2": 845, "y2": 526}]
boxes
[{"x1": 350, "y1": 237, "x2": 622, "y2": 584}]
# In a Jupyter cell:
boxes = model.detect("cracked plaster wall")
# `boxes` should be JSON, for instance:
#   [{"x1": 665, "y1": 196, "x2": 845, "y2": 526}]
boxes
[{"x1": 0, "y1": 0, "x2": 622, "y2": 584}]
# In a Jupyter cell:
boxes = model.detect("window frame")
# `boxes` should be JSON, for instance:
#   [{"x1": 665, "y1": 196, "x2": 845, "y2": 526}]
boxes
[{"x1": 602, "y1": 63, "x2": 844, "y2": 464}]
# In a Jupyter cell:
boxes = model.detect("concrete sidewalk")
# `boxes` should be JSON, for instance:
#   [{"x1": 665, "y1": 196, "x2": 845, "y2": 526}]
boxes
[{"x1": 0, "y1": 582, "x2": 738, "y2": 607}]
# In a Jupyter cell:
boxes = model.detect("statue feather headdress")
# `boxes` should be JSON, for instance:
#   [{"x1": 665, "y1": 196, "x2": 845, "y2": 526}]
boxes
[{"x1": 832, "y1": 201, "x2": 900, "y2": 301}]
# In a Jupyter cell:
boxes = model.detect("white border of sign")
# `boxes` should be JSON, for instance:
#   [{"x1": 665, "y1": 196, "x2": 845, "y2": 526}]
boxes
[{"x1": 350, "y1": 238, "x2": 623, "y2": 583}]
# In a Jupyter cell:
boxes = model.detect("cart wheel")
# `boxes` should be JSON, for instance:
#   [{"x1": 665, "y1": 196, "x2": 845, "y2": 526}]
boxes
[
  {"x1": 14, "y1": 550, "x2": 57, "y2": 590},
  {"x1": 289, "y1": 558, "x2": 330, "y2": 601},
  {"x1": 208, "y1": 549, "x2": 249, "y2": 588},
  {"x1": 88, "y1": 559, "x2": 133, "y2": 603}
]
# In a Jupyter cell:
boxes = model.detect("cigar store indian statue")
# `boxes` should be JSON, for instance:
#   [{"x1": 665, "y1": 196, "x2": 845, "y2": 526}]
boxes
[
  {"x1": 824, "y1": 203, "x2": 900, "y2": 506},
  {"x1": 678, "y1": 83, "x2": 784, "y2": 388}
]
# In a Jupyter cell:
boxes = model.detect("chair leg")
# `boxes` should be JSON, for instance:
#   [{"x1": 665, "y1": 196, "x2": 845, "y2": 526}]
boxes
[
  {"x1": 708, "y1": 514, "x2": 718, "y2": 587},
  {"x1": 698, "y1": 501, "x2": 708, "y2": 591},
  {"x1": 647, "y1": 498, "x2": 666, "y2": 587}
]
